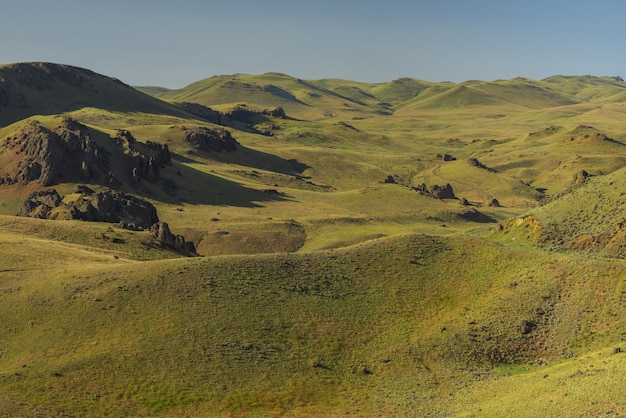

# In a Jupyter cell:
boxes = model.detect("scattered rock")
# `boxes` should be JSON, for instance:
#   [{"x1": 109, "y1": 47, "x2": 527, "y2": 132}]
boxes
[
  {"x1": 460, "y1": 197, "x2": 470, "y2": 206},
  {"x1": 383, "y1": 175, "x2": 397, "y2": 184},
  {"x1": 467, "y1": 158, "x2": 496, "y2": 172},
  {"x1": 488, "y1": 198, "x2": 501, "y2": 207},
  {"x1": 442, "y1": 153, "x2": 456, "y2": 162},
  {"x1": 520, "y1": 320, "x2": 536, "y2": 335},
  {"x1": 573, "y1": 169, "x2": 590, "y2": 185}
]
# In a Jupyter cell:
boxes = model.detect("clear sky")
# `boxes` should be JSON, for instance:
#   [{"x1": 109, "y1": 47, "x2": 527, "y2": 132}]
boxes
[{"x1": 1, "y1": 0, "x2": 625, "y2": 88}]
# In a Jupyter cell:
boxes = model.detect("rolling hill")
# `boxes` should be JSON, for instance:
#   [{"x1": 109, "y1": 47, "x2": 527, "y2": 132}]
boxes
[{"x1": 1, "y1": 62, "x2": 626, "y2": 416}]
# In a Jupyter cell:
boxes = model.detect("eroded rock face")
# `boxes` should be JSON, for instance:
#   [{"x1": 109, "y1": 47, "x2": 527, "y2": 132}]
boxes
[
  {"x1": 2, "y1": 118, "x2": 109, "y2": 186},
  {"x1": 149, "y1": 221, "x2": 197, "y2": 256},
  {"x1": 19, "y1": 189, "x2": 62, "y2": 219},
  {"x1": 182, "y1": 126, "x2": 238, "y2": 152}
]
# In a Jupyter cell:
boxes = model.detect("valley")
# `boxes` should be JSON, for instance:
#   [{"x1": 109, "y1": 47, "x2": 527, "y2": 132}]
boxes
[{"x1": 0, "y1": 62, "x2": 625, "y2": 416}]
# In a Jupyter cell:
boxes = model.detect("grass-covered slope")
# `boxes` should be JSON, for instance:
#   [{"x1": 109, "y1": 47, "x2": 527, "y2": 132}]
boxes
[
  {"x1": 1, "y1": 229, "x2": 625, "y2": 416},
  {"x1": 2, "y1": 62, "x2": 626, "y2": 416},
  {"x1": 493, "y1": 165, "x2": 626, "y2": 259},
  {"x1": 0, "y1": 63, "x2": 194, "y2": 128}
]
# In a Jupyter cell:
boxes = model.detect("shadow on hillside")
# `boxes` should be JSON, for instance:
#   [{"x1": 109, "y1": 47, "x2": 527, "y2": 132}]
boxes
[
  {"x1": 141, "y1": 154, "x2": 293, "y2": 208},
  {"x1": 177, "y1": 145, "x2": 311, "y2": 176}
]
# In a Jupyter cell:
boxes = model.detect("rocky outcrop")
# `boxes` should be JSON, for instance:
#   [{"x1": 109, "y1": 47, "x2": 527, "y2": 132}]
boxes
[
  {"x1": 1, "y1": 118, "x2": 109, "y2": 186},
  {"x1": 573, "y1": 169, "x2": 590, "y2": 185},
  {"x1": 20, "y1": 188, "x2": 159, "y2": 228},
  {"x1": 183, "y1": 126, "x2": 238, "y2": 152},
  {"x1": 0, "y1": 122, "x2": 177, "y2": 190},
  {"x1": 63, "y1": 190, "x2": 159, "y2": 228},
  {"x1": 467, "y1": 158, "x2": 496, "y2": 172},
  {"x1": 383, "y1": 175, "x2": 397, "y2": 184},
  {"x1": 149, "y1": 222, "x2": 197, "y2": 256},
  {"x1": 413, "y1": 183, "x2": 456, "y2": 199},
  {"x1": 19, "y1": 189, "x2": 62, "y2": 219},
  {"x1": 20, "y1": 188, "x2": 196, "y2": 256}
]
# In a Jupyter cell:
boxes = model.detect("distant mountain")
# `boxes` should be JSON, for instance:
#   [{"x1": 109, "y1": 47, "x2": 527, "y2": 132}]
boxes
[
  {"x1": 0, "y1": 62, "x2": 192, "y2": 127},
  {"x1": 136, "y1": 72, "x2": 626, "y2": 122}
]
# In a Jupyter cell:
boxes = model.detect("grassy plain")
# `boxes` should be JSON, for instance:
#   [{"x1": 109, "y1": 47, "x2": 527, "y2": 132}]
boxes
[{"x1": 1, "y1": 63, "x2": 626, "y2": 415}]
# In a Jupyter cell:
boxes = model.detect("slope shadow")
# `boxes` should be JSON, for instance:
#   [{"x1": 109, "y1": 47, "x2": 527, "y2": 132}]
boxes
[
  {"x1": 177, "y1": 145, "x2": 311, "y2": 176},
  {"x1": 138, "y1": 155, "x2": 293, "y2": 208}
]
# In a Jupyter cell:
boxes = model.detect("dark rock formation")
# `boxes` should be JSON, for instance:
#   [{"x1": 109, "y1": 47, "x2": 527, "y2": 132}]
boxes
[
  {"x1": 520, "y1": 320, "x2": 536, "y2": 335},
  {"x1": 442, "y1": 153, "x2": 456, "y2": 162},
  {"x1": 183, "y1": 126, "x2": 238, "y2": 152},
  {"x1": 1, "y1": 118, "x2": 109, "y2": 186},
  {"x1": 20, "y1": 188, "x2": 158, "y2": 228},
  {"x1": 19, "y1": 189, "x2": 62, "y2": 219},
  {"x1": 149, "y1": 222, "x2": 197, "y2": 256},
  {"x1": 414, "y1": 183, "x2": 456, "y2": 199},
  {"x1": 64, "y1": 190, "x2": 159, "y2": 228},
  {"x1": 263, "y1": 106, "x2": 287, "y2": 118},
  {"x1": 20, "y1": 188, "x2": 196, "y2": 256},
  {"x1": 467, "y1": 158, "x2": 497, "y2": 172},
  {"x1": 383, "y1": 175, "x2": 397, "y2": 184},
  {"x1": 488, "y1": 198, "x2": 501, "y2": 207},
  {"x1": 460, "y1": 197, "x2": 470, "y2": 206}
]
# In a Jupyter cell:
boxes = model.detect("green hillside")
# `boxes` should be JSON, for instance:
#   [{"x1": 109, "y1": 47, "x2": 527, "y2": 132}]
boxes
[
  {"x1": 0, "y1": 63, "x2": 195, "y2": 127},
  {"x1": 2, "y1": 62, "x2": 626, "y2": 416}
]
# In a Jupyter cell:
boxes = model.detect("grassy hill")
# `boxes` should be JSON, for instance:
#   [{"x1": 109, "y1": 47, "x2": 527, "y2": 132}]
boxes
[
  {"x1": 0, "y1": 63, "x2": 196, "y2": 128},
  {"x1": 2, "y1": 62, "x2": 626, "y2": 416}
]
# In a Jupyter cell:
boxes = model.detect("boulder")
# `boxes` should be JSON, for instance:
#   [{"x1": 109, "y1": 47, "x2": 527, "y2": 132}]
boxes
[
  {"x1": 149, "y1": 222, "x2": 197, "y2": 256},
  {"x1": 573, "y1": 169, "x2": 590, "y2": 185},
  {"x1": 19, "y1": 189, "x2": 62, "y2": 218},
  {"x1": 66, "y1": 190, "x2": 159, "y2": 228},
  {"x1": 520, "y1": 320, "x2": 536, "y2": 335},
  {"x1": 183, "y1": 126, "x2": 238, "y2": 152}
]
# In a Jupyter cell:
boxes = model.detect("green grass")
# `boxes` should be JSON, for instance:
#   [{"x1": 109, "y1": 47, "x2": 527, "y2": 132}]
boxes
[
  {"x1": 2, "y1": 64, "x2": 626, "y2": 416},
  {"x1": 1, "y1": 232, "x2": 625, "y2": 416}
]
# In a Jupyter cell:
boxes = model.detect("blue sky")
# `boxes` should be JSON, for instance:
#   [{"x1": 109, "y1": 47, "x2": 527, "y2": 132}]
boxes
[{"x1": 1, "y1": 0, "x2": 625, "y2": 87}]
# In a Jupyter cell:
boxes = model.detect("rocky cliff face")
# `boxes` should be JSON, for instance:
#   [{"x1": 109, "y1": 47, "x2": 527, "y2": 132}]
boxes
[
  {"x1": 1, "y1": 119, "x2": 176, "y2": 191},
  {"x1": 1, "y1": 118, "x2": 110, "y2": 186}
]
